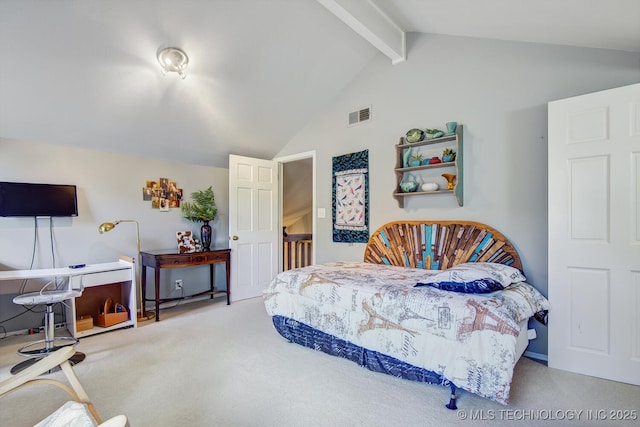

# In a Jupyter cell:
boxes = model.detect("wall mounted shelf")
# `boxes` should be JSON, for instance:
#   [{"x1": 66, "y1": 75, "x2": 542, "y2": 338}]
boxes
[{"x1": 393, "y1": 124, "x2": 463, "y2": 208}]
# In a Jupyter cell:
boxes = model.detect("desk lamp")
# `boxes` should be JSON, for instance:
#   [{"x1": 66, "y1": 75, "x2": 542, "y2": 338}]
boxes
[{"x1": 98, "y1": 220, "x2": 154, "y2": 321}]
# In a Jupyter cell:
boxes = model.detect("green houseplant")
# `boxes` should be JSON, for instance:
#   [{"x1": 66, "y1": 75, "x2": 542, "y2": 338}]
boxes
[
  {"x1": 442, "y1": 148, "x2": 456, "y2": 162},
  {"x1": 409, "y1": 153, "x2": 423, "y2": 167},
  {"x1": 181, "y1": 186, "x2": 217, "y2": 250}
]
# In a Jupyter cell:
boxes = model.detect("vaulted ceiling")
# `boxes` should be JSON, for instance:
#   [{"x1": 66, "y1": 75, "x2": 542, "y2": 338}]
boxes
[{"x1": 1, "y1": 0, "x2": 638, "y2": 168}]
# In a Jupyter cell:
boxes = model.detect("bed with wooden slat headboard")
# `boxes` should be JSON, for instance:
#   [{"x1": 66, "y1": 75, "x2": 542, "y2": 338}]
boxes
[
  {"x1": 363, "y1": 220, "x2": 522, "y2": 272},
  {"x1": 265, "y1": 219, "x2": 550, "y2": 408}
]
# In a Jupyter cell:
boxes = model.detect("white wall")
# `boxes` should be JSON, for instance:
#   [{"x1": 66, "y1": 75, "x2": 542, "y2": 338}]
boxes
[
  {"x1": 276, "y1": 33, "x2": 640, "y2": 356},
  {"x1": 0, "y1": 139, "x2": 228, "y2": 332},
  {"x1": 286, "y1": 212, "x2": 312, "y2": 234}
]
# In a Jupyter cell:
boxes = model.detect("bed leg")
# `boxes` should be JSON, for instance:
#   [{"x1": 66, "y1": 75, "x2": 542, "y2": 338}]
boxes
[{"x1": 445, "y1": 385, "x2": 458, "y2": 410}]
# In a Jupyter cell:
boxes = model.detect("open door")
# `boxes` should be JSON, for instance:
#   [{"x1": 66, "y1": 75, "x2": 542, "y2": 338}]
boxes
[
  {"x1": 548, "y1": 83, "x2": 640, "y2": 385},
  {"x1": 228, "y1": 154, "x2": 278, "y2": 301}
]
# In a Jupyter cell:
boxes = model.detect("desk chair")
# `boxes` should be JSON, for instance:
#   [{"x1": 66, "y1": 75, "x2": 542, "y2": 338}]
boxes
[
  {"x1": 0, "y1": 345, "x2": 128, "y2": 426},
  {"x1": 12, "y1": 286, "x2": 85, "y2": 374}
]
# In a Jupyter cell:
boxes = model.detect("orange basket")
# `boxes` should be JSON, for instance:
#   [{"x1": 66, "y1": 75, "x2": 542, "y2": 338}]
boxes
[{"x1": 95, "y1": 297, "x2": 128, "y2": 327}]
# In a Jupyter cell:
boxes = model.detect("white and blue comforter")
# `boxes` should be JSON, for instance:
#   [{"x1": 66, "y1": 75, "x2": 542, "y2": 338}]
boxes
[{"x1": 263, "y1": 262, "x2": 550, "y2": 404}]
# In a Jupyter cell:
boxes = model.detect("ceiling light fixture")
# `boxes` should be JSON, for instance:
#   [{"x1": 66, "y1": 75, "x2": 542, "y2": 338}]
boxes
[{"x1": 157, "y1": 47, "x2": 189, "y2": 79}]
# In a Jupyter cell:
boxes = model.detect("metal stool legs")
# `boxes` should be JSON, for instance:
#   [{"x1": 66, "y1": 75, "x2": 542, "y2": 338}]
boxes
[{"x1": 11, "y1": 303, "x2": 85, "y2": 375}]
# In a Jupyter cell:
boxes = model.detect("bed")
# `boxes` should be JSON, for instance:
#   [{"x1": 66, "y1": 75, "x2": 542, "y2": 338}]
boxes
[{"x1": 263, "y1": 220, "x2": 550, "y2": 408}]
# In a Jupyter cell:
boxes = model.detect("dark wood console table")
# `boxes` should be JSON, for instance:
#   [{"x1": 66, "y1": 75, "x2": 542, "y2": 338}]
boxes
[{"x1": 140, "y1": 248, "x2": 231, "y2": 321}]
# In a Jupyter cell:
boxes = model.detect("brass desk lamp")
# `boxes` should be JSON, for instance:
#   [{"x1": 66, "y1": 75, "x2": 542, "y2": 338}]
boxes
[{"x1": 98, "y1": 220, "x2": 154, "y2": 321}]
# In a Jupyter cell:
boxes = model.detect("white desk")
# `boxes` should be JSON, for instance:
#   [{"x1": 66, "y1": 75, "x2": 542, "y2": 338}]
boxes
[{"x1": 0, "y1": 259, "x2": 137, "y2": 338}]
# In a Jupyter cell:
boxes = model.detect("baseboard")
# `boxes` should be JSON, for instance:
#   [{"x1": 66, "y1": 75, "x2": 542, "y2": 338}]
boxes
[
  {"x1": 2, "y1": 328, "x2": 30, "y2": 338},
  {"x1": 156, "y1": 294, "x2": 216, "y2": 310},
  {"x1": 524, "y1": 350, "x2": 548, "y2": 364},
  {"x1": 3, "y1": 322, "x2": 67, "y2": 338}
]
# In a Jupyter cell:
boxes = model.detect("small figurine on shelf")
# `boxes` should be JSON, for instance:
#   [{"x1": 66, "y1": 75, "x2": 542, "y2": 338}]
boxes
[
  {"x1": 445, "y1": 122, "x2": 457, "y2": 136},
  {"x1": 409, "y1": 153, "x2": 423, "y2": 167},
  {"x1": 425, "y1": 128, "x2": 444, "y2": 139},
  {"x1": 421, "y1": 182, "x2": 439, "y2": 192},
  {"x1": 400, "y1": 176, "x2": 418, "y2": 193},
  {"x1": 403, "y1": 146, "x2": 412, "y2": 168},
  {"x1": 442, "y1": 148, "x2": 456, "y2": 163},
  {"x1": 428, "y1": 156, "x2": 442, "y2": 165},
  {"x1": 442, "y1": 173, "x2": 456, "y2": 190}
]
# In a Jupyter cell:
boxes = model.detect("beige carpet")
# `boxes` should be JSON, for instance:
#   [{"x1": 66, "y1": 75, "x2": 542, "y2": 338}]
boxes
[{"x1": 1, "y1": 297, "x2": 639, "y2": 426}]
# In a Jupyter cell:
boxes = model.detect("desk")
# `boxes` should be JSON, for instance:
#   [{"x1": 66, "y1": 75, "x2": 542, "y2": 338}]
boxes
[
  {"x1": 140, "y1": 248, "x2": 231, "y2": 321},
  {"x1": 0, "y1": 259, "x2": 137, "y2": 338}
]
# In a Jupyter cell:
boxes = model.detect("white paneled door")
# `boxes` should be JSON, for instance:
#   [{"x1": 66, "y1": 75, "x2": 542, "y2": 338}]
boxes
[
  {"x1": 548, "y1": 83, "x2": 640, "y2": 385},
  {"x1": 228, "y1": 155, "x2": 279, "y2": 301}
]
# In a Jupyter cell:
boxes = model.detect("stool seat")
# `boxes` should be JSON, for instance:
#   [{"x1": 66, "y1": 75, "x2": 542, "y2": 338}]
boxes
[
  {"x1": 13, "y1": 289, "x2": 82, "y2": 306},
  {"x1": 11, "y1": 289, "x2": 84, "y2": 375}
]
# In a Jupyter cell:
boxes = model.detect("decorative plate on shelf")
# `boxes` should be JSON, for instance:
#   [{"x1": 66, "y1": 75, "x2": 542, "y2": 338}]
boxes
[{"x1": 405, "y1": 128, "x2": 425, "y2": 143}]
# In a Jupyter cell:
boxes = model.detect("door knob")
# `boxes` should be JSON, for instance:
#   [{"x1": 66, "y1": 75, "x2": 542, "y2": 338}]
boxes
[{"x1": 232, "y1": 235, "x2": 239, "y2": 240}]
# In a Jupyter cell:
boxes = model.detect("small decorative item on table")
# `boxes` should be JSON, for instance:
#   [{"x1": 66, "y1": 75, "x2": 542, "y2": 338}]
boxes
[
  {"x1": 176, "y1": 231, "x2": 196, "y2": 253},
  {"x1": 200, "y1": 221, "x2": 212, "y2": 249}
]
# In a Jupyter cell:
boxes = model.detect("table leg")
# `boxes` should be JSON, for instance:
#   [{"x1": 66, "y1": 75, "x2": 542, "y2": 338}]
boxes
[
  {"x1": 154, "y1": 268, "x2": 161, "y2": 322},
  {"x1": 209, "y1": 264, "x2": 214, "y2": 299},
  {"x1": 141, "y1": 265, "x2": 147, "y2": 318},
  {"x1": 226, "y1": 260, "x2": 231, "y2": 305}
]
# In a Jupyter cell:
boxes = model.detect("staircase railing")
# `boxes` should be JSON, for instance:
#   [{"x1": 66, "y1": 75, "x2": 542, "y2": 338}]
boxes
[{"x1": 283, "y1": 234, "x2": 312, "y2": 271}]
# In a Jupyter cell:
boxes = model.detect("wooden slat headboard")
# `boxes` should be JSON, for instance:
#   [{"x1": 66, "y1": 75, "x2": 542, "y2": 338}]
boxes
[{"x1": 363, "y1": 220, "x2": 522, "y2": 272}]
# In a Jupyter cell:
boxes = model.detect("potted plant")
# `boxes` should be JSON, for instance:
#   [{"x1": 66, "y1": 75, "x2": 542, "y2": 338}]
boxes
[
  {"x1": 409, "y1": 153, "x2": 423, "y2": 167},
  {"x1": 181, "y1": 186, "x2": 218, "y2": 250},
  {"x1": 442, "y1": 148, "x2": 456, "y2": 162}
]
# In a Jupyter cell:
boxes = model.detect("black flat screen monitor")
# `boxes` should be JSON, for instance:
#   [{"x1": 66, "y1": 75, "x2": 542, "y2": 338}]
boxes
[{"x1": 0, "y1": 181, "x2": 78, "y2": 217}]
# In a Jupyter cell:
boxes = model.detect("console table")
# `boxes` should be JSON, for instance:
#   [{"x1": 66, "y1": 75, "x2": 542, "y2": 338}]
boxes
[{"x1": 140, "y1": 248, "x2": 231, "y2": 321}]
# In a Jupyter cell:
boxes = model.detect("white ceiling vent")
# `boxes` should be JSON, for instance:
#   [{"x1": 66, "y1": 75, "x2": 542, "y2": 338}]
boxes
[{"x1": 348, "y1": 106, "x2": 371, "y2": 127}]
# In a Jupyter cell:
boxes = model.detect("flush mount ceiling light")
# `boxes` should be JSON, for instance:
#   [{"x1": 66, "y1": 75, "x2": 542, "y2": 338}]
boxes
[{"x1": 157, "y1": 47, "x2": 189, "y2": 79}]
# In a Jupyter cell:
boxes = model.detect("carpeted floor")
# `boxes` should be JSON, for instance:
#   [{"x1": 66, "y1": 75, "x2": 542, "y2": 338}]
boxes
[{"x1": 1, "y1": 297, "x2": 639, "y2": 426}]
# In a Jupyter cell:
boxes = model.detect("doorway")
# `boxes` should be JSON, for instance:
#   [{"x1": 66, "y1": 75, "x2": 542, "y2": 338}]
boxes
[
  {"x1": 228, "y1": 151, "x2": 315, "y2": 301},
  {"x1": 277, "y1": 151, "x2": 316, "y2": 271}
]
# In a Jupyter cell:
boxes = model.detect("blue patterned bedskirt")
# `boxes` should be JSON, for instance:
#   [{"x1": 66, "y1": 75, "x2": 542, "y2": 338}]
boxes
[{"x1": 272, "y1": 315, "x2": 459, "y2": 405}]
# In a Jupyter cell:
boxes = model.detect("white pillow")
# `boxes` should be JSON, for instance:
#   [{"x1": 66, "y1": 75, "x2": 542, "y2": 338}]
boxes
[{"x1": 415, "y1": 262, "x2": 526, "y2": 293}]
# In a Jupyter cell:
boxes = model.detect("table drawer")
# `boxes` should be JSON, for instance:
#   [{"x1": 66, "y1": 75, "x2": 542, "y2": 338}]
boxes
[
  {"x1": 157, "y1": 252, "x2": 229, "y2": 267},
  {"x1": 71, "y1": 268, "x2": 132, "y2": 288}
]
